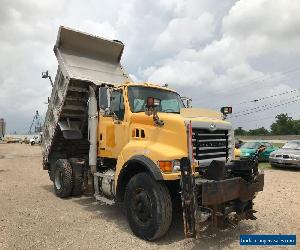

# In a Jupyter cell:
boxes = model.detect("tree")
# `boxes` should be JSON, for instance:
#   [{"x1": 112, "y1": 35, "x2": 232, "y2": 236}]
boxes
[
  {"x1": 292, "y1": 120, "x2": 300, "y2": 135},
  {"x1": 235, "y1": 126, "x2": 247, "y2": 136},
  {"x1": 248, "y1": 127, "x2": 270, "y2": 136},
  {"x1": 270, "y1": 113, "x2": 295, "y2": 135}
]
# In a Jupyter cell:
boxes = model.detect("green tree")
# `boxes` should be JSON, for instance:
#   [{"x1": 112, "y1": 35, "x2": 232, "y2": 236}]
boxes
[
  {"x1": 248, "y1": 127, "x2": 269, "y2": 136},
  {"x1": 235, "y1": 126, "x2": 247, "y2": 136},
  {"x1": 270, "y1": 113, "x2": 295, "y2": 135},
  {"x1": 293, "y1": 119, "x2": 300, "y2": 135}
]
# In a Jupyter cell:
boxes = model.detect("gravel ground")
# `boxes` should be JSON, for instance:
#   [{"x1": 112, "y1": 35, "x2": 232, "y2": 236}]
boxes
[{"x1": 0, "y1": 144, "x2": 299, "y2": 250}]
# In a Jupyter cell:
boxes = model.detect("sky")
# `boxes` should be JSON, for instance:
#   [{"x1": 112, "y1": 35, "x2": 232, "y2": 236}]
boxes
[{"x1": 1, "y1": 0, "x2": 300, "y2": 133}]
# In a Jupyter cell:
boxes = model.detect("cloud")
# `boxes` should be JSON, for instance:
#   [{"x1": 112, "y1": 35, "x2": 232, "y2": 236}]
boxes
[
  {"x1": 1, "y1": 0, "x2": 300, "y2": 132},
  {"x1": 154, "y1": 13, "x2": 215, "y2": 53},
  {"x1": 141, "y1": 0, "x2": 300, "y2": 91}
]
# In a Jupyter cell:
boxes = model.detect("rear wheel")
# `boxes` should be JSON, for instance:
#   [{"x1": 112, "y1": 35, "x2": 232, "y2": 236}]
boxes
[
  {"x1": 54, "y1": 159, "x2": 73, "y2": 198},
  {"x1": 71, "y1": 160, "x2": 84, "y2": 196},
  {"x1": 125, "y1": 172, "x2": 172, "y2": 241}
]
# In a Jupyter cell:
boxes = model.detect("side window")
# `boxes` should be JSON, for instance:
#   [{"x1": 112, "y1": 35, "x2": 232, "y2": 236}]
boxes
[{"x1": 110, "y1": 90, "x2": 125, "y2": 120}]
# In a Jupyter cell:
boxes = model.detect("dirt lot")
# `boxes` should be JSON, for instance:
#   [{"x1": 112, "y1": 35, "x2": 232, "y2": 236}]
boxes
[{"x1": 0, "y1": 144, "x2": 299, "y2": 249}]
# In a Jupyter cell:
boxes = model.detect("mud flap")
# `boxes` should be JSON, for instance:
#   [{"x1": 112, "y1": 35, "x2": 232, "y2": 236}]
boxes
[{"x1": 179, "y1": 157, "x2": 197, "y2": 238}]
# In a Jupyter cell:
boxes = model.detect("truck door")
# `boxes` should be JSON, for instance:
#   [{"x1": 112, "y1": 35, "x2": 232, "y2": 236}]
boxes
[{"x1": 98, "y1": 89, "x2": 128, "y2": 159}]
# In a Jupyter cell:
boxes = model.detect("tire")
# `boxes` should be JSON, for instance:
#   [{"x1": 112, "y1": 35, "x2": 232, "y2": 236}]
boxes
[
  {"x1": 30, "y1": 141, "x2": 35, "y2": 146},
  {"x1": 125, "y1": 172, "x2": 172, "y2": 241},
  {"x1": 54, "y1": 159, "x2": 73, "y2": 198},
  {"x1": 71, "y1": 162, "x2": 84, "y2": 196}
]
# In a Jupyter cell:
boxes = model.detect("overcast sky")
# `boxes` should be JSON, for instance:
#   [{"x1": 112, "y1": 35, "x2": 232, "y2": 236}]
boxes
[{"x1": 1, "y1": 0, "x2": 300, "y2": 133}]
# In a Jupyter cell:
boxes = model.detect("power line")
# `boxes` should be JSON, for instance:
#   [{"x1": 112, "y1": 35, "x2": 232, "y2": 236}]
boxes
[
  {"x1": 238, "y1": 88, "x2": 300, "y2": 105},
  {"x1": 230, "y1": 97, "x2": 300, "y2": 118},
  {"x1": 198, "y1": 64, "x2": 300, "y2": 105},
  {"x1": 233, "y1": 94, "x2": 300, "y2": 115},
  {"x1": 232, "y1": 110, "x2": 300, "y2": 125}
]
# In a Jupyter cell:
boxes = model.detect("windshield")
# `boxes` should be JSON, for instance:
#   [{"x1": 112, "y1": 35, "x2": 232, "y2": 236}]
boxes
[
  {"x1": 282, "y1": 141, "x2": 300, "y2": 150},
  {"x1": 241, "y1": 142, "x2": 261, "y2": 149},
  {"x1": 128, "y1": 86, "x2": 184, "y2": 113}
]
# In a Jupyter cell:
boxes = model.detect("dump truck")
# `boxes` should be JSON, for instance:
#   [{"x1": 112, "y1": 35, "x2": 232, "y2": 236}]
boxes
[{"x1": 42, "y1": 26, "x2": 264, "y2": 240}]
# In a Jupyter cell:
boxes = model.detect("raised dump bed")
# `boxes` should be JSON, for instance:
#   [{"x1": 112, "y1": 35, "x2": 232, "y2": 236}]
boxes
[{"x1": 42, "y1": 26, "x2": 131, "y2": 171}]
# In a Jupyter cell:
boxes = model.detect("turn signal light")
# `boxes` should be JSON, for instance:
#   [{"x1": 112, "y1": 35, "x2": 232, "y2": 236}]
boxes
[{"x1": 158, "y1": 161, "x2": 173, "y2": 173}]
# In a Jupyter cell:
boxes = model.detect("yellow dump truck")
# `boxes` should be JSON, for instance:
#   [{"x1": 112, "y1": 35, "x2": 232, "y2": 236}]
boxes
[{"x1": 42, "y1": 26, "x2": 264, "y2": 240}]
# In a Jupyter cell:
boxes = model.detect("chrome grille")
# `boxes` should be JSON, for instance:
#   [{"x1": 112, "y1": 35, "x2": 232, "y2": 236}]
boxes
[{"x1": 192, "y1": 128, "x2": 229, "y2": 162}]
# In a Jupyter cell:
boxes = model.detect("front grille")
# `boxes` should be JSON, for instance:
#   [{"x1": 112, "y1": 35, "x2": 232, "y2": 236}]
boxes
[
  {"x1": 283, "y1": 155, "x2": 289, "y2": 159},
  {"x1": 192, "y1": 128, "x2": 229, "y2": 162}
]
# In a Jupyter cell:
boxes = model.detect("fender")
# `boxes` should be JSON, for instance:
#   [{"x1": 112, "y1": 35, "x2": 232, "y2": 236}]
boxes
[
  {"x1": 125, "y1": 155, "x2": 163, "y2": 180},
  {"x1": 116, "y1": 155, "x2": 163, "y2": 201}
]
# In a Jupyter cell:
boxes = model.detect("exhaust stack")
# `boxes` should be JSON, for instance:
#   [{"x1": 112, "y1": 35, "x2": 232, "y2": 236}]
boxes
[{"x1": 88, "y1": 86, "x2": 98, "y2": 174}]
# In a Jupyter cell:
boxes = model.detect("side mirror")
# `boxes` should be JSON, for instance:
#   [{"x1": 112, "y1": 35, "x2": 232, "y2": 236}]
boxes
[
  {"x1": 257, "y1": 145, "x2": 266, "y2": 153},
  {"x1": 99, "y1": 86, "x2": 111, "y2": 114},
  {"x1": 146, "y1": 97, "x2": 161, "y2": 109},
  {"x1": 220, "y1": 106, "x2": 232, "y2": 120},
  {"x1": 145, "y1": 97, "x2": 164, "y2": 126}
]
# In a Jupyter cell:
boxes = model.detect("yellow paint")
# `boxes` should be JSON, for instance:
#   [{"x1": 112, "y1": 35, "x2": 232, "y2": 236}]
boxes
[
  {"x1": 234, "y1": 148, "x2": 241, "y2": 159},
  {"x1": 96, "y1": 82, "x2": 231, "y2": 191}
]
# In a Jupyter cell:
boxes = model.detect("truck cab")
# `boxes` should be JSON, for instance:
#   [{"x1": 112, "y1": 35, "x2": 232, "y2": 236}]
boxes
[{"x1": 97, "y1": 82, "x2": 233, "y2": 183}]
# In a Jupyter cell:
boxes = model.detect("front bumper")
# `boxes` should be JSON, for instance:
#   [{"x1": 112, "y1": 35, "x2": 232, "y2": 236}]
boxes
[
  {"x1": 199, "y1": 172, "x2": 264, "y2": 206},
  {"x1": 180, "y1": 158, "x2": 264, "y2": 238},
  {"x1": 269, "y1": 157, "x2": 300, "y2": 168}
]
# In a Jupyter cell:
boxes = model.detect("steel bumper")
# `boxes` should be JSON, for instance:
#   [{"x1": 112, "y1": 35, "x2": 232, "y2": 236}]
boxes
[
  {"x1": 200, "y1": 172, "x2": 264, "y2": 206},
  {"x1": 269, "y1": 158, "x2": 300, "y2": 168}
]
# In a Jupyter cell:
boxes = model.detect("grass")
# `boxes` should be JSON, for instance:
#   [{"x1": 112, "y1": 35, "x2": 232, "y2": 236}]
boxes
[
  {"x1": 258, "y1": 162, "x2": 272, "y2": 170},
  {"x1": 272, "y1": 143, "x2": 284, "y2": 148}
]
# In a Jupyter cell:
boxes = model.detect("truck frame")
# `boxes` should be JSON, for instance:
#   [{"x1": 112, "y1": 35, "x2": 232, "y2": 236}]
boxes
[{"x1": 42, "y1": 26, "x2": 264, "y2": 240}]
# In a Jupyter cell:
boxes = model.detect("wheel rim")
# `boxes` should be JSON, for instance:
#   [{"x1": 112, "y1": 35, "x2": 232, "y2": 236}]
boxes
[
  {"x1": 132, "y1": 188, "x2": 152, "y2": 224},
  {"x1": 55, "y1": 169, "x2": 63, "y2": 190}
]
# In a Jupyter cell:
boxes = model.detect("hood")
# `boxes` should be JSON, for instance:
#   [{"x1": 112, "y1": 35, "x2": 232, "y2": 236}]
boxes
[
  {"x1": 180, "y1": 108, "x2": 232, "y2": 130},
  {"x1": 241, "y1": 148, "x2": 256, "y2": 154},
  {"x1": 180, "y1": 108, "x2": 222, "y2": 119},
  {"x1": 272, "y1": 148, "x2": 300, "y2": 156},
  {"x1": 131, "y1": 108, "x2": 232, "y2": 131}
]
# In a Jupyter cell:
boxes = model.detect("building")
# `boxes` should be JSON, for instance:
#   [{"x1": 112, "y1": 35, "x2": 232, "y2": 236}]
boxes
[{"x1": 0, "y1": 118, "x2": 6, "y2": 138}]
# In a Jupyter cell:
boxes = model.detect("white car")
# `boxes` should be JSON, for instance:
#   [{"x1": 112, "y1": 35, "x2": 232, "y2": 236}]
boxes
[{"x1": 30, "y1": 134, "x2": 42, "y2": 146}]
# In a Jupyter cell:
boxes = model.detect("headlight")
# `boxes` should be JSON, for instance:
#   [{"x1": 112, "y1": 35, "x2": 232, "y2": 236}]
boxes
[
  {"x1": 290, "y1": 155, "x2": 299, "y2": 160},
  {"x1": 243, "y1": 152, "x2": 250, "y2": 156}
]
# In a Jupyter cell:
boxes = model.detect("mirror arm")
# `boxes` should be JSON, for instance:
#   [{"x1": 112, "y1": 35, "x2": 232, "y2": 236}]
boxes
[{"x1": 153, "y1": 110, "x2": 164, "y2": 126}]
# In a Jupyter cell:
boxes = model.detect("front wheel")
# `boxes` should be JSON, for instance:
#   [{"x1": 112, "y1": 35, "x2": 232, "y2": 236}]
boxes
[
  {"x1": 125, "y1": 172, "x2": 172, "y2": 241},
  {"x1": 30, "y1": 141, "x2": 35, "y2": 146}
]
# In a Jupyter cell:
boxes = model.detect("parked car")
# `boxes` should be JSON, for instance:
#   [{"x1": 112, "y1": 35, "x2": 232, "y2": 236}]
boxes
[
  {"x1": 269, "y1": 140, "x2": 300, "y2": 169},
  {"x1": 240, "y1": 141, "x2": 278, "y2": 161},
  {"x1": 30, "y1": 133, "x2": 42, "y2": 146}
]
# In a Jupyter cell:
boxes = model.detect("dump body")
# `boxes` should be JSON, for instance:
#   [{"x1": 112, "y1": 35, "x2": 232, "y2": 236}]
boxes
[{"x1": 42, "y1": 26, "x2": 131, "y2": 168}]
